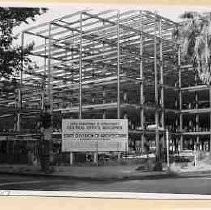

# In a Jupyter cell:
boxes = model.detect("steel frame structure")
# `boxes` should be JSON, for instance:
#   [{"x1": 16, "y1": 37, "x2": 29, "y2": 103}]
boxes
[{"x1": 1, "y1": 10, "x2": 211, "y2": 153}]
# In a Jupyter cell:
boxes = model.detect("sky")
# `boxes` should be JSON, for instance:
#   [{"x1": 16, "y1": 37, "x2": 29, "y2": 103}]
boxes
[
  {"x1": 5, "y1": 3, "x2": 209, "y2": 45},
  {"x1": 0, "y1": 2, "x2": 209, "y2": 81},
  {"x1": 2, "y1": 2, "x2": 207, "y2": 68},
  {"x1": 1, "y1": 2, "x2": 211, "y2": 54},
  {"x1": 7, "y1": 3, "x2": 210, "y2": 35}
]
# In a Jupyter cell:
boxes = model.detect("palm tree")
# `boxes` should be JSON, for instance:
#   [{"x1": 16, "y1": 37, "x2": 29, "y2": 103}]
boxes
[{"x1": 175, "y1": 12, "x2": 211, "y2": 84}]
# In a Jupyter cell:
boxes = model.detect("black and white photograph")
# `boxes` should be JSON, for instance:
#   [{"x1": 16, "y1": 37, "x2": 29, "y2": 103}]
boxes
[{"x1": 0, "y1": 3, "x2": 211, "y2": 198}]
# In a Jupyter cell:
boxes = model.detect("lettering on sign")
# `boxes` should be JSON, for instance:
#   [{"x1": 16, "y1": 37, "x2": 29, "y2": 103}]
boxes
[{"x1": 62, "y1": 119, "x2": 128, "y2": 152}]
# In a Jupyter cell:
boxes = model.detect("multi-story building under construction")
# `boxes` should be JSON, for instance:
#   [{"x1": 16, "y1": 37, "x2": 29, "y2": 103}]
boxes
[{"x1": 0, "y1": 10, "x2": 211, "y2": 164}]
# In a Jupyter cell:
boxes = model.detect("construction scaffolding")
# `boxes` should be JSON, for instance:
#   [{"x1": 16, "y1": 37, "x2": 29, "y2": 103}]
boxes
[{"x1": 1, "y1": 10, "x2": 211, "y2": 164}]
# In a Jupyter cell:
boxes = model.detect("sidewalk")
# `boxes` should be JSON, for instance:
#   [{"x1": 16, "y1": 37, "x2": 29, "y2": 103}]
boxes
[
  {"x1": 0, "y1": 164, "x2": 210, "y2": 180},
  {"x1": 169, "y1": 162, "x2": 211, "y2": 178},
  {"x1": 0, "y1": 164, "x2": 171, "y2": 181}
]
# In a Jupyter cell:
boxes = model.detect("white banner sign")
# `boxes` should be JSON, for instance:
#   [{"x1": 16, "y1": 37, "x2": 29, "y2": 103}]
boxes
[{"x1": 62, "y1": 119, "x2": 128, "y2": 152}]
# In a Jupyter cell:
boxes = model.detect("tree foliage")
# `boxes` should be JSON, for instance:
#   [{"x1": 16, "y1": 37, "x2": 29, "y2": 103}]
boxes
[
  {"x1": 174, "y1": 12, "x2": 211, "y2": 84},
  {"x1": 0, "y1": 7, "x2": 47, "y2": 80}
]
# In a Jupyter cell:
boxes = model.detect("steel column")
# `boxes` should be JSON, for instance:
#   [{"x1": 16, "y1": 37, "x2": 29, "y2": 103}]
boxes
[
  {"x1": 117, "y1": 11, "x2": 120, "y2": 119},
  {"x1": 41, "y1": 38, "x2": 47, "y2": 110},
  {"x1": 159, "y1": 17, "x2": 165, "y2": 156},
  {"x1": 139, "y1": 11, "x2": 145, "y2": 153},
  {"x1": 79, "y1": 13, "x2": 83, "y2": 119},
  {"x1": 103, "y1": 86, "x2": 106, "y2": 119},
  {"x1": 154, "y1": 19, "x2": 159, "y2": 158},
  {"x1": 178, "y1": 45, "x2": 183, "y2": 151},
  {"x1": 48, "y1": 23, "x2": 53, "y2": 114},
  {"x1": 159, "y1": 18, "x2": 164, "y2": 128},
  {"x1": 102, "y1": 20, "x2": 106, "y2": 120}
]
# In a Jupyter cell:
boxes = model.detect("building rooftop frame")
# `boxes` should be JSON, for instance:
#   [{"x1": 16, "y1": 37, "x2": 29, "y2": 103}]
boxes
[{"x1": 1, "y1": 9, "x2": 182, "y2": 112}]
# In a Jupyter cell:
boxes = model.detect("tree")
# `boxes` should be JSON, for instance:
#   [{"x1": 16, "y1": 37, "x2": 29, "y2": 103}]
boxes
[
  {"x1": 174, "y1": 12, "x2": 211, "y2": 84},
  {"x1": 39, "y1": 110, "x2": 53, "y2": 173},
  {"x1": 0, "y1": 7, "x2": 47, "y2": 80}
]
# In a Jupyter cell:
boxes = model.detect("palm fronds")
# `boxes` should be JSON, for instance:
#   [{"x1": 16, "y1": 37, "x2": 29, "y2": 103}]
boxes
[{"x1": 176, "y1": 12, "x2": 211, "y2": 85}]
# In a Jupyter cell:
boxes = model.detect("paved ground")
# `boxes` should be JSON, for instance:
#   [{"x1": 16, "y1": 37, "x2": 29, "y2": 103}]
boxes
[
  {"x1": 1, "y1": 174, "x2": 211, "y2": 194},
  {"x1": 0, "y1": 164, "x2": 169, "y2": 180}
]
